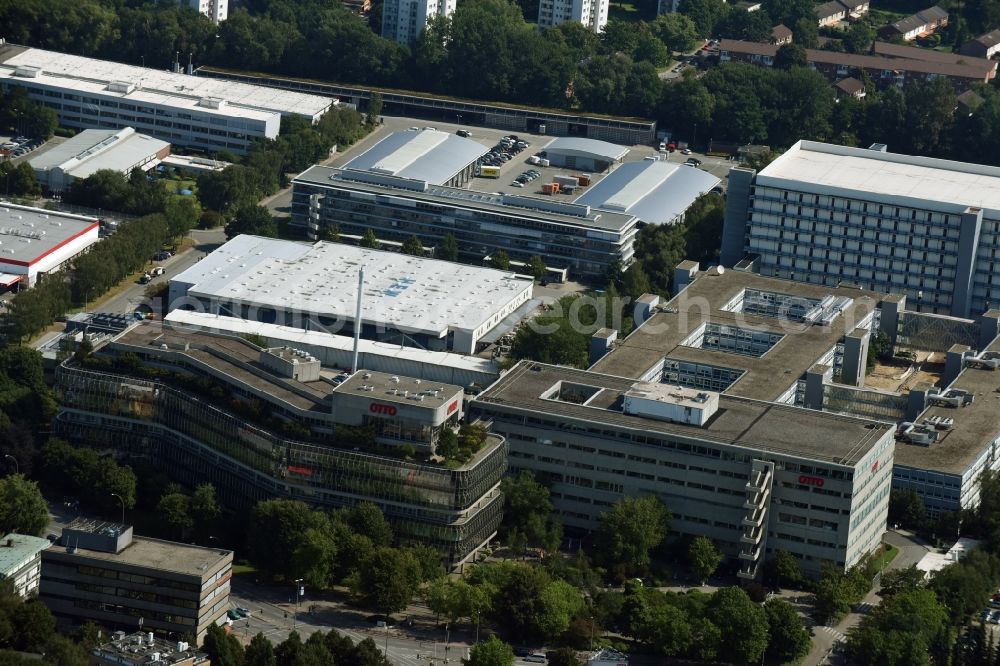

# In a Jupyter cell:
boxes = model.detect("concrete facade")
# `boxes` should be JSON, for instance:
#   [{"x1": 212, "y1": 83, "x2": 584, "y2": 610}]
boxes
[
  {"x1": 0, "y1": 533, "x2": 50, "y2": 597},
  {"x1": 538, "y1": 0, "x2": 609, "y2": 33},
  {"x1": 382, "y1": 0, "x2": 456, "y2": 43}
]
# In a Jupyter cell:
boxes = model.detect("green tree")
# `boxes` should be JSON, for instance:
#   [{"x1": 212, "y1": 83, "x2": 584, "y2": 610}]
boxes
[
  {"x1": 164, "y1": 196, "x2": 202, "y2": 238},
  {"x1": 688, "y1": 536, "x2": 722, "y2": 584},
  {"x1": 764, "y1": 599, "x2": 811, "y2": 663},
  {"x1": 707, "y1": 587, "x2": 768, "y2": 665},
  {"x1": 463, "y1": 635, "x2": 515, "y2": 666},
  {"x1": 437, "y1": 232, "x2": 459, "y2": 261},
  {"x1": 203, "y1": 623, "x2": 245, "y2": 666},
  {"x1": 0, "y1": 162, "x2": 41, "y2": 198},
  {"x1": 651, "y1": 13, "x2": 699, "y2": 52},
  {"x1": 634, "y1": 222, "x2": 686, "y2": 294},
  {"x1": 792, "y1": 16, "x2": 819, "y2": 48},
  {"x1": 878, "y1": 565, "x2": 925, "y2": 599},
  {"x1": 190, "y1": 483, "x2": 221, "y2": 525},
  {"x1": 196, "y1": 165, "x2": 263, "y2": 214},
  {"x1": 490, "y1": 250, "x2": 511, "y2": 270},
  {"x1": 546, "y1": 647, "x2": 583, "y2": 666},
  {"x1": 0, "y1": 475, "x2": 48, "y2": 536},
  {"x1": 888, "y1": 488, "x2": 927, "y2": 530},
  {"x1": 501, "y1": 471, "x2": 562, "y2": 553},
  {"x1": 763, "y1": 549, "x2": 802, "y2": 590},
  {"x1": 247, "y1": 499, "x2": 331, "y2": 577},
  {"x1": 526, "y1": 255, "x2": 547, "y2": 281},
  {"x1": 11, "y1": 599, "x2": 56, "y2": 652},
  {"x1": 157, "y1": 492, "x2": 194, "y2": 539},
  {"x1": 225, "y1": 205, "x2": 278, "y2": 239},
  {"x1": 290, "y1": 527, "x2": 339, "y2": 590},
  {"x1": 244, "y1": 632, "x2": 277, "y2": 666},
  {"x1": 322, "y1": 223, "x2": 341, "y2": 242},
  {"x1": 401, "y1": 235, "x2": 424, "y2": 256},
  {"x1": 843, "y1": 21, "x2": 874, "y2": 53},
  {"x1": 361, "y1": 228, "x2": 380, "y2": 249},
  {"x1": 677, "y1": 0, "x2": 728, "y2": 36},
  {"x1": 354, "y1": 546, "x2": 422, "y2": 616},
  {"x1": 366, "y1": 92, "x2": 384, "y2": 126},
  {"x1": 813, "y1": 564, "x2": 862, "y2": 625},
  {"x1": 344, "y1": 502, "x2": 394, "y2": 547},
  {"x1": 775, "y1": 42, "x2": 807, "y2": 69},
  {"x1": 594, "y1": 495, "x2": 671, "y2": 576}
]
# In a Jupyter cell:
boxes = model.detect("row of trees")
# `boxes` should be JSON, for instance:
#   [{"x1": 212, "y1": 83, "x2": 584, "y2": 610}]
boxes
[
  {"x1": 202, "y1": 626, "x2": 392, "y2": 666},
  {"x1": 0, "y1": 580, "x2": 98, "y2": 666}
]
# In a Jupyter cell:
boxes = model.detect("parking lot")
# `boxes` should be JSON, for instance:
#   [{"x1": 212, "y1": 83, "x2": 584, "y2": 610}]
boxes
[{"x1": 1, "y1": 134, "x2": 62, "y2": 166}]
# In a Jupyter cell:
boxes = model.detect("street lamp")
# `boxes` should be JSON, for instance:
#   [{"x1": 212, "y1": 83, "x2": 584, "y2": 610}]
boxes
[
  {"x1": 3, "y1": 454, "x2": 17, "y2": 475},
  {"x1": 110, "y1": 493, "x2": 125, "y2": 526},
  {"x1": 293, "y1": 578, "x2": 303, "y2": 630}
]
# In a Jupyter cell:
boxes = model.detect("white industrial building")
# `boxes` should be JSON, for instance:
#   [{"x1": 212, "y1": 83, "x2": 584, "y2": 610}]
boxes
[
  {"x1": 0, "y1": 44, "x2": 333, "y2": 155},
  {"x1": 382, "y1": 0, "x2": 456, "y2": 43},
  {"x1": 538, "y1": 0, "x2": 609, "y2": 32},
  {"x1": 168, "y1": 235, "x2": 534, "y2": 354},
  {"x1": 342, "y1": 128, "x2": 487, "y2": 187},
  {"x1": 542, "y1": 136, "x2": 628, "y2": 172},
  {"x1": 574, "y1": 160, "x2": 721, "y2": 225},
  {"x1": 0, "y1": 203, "x2": 100, "y2": 289},
  {"x1": 180, "y1": 0, "x2": 228, "y2": 23},
  {"x1": 722, "y1": 140, "x2": 1000, "y2": 318},
  {"x1": 29, "y1": 128, "x2": 170, "y2": 193}
]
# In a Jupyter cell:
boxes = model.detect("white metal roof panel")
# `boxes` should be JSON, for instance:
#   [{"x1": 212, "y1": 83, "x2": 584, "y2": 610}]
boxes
[
  {"x1": 344, "y1": 130, "x2": 488, "y2": 185},
  {"x1": 0, "y1": 203, "x2": 99, "y2": 265},
  {"x1": 545, "y1": 137, "x2": 630, "y2": 162},
  {"x1": 574, "y1": 161, "x2": 721, "y2": 224}
]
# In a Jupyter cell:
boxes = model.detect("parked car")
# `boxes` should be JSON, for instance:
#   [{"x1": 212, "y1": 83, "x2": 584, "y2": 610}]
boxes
[
  {"x1": 456, "y1": 129, "x2": 471, "y2": 137},
  {"x1": 511, "y1": 181, "x2": 524, "y2": 188},
  {"x1": 227, "y1": 609, "x2": 241, "y2": 621},
  {"x1": 524, "y1": 653, "x2": 547, "y2": 663},
  {"x1": 150, "y1": 267, "x2": 165, "y2": 277},
  {"x1": 681, "y1": 148, "x2": 693, "y2": 155}
]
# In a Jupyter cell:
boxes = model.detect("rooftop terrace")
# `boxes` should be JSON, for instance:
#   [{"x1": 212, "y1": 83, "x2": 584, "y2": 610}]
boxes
[{"x1": 590, "y1": 269, "x2": 881, "y2": 401}]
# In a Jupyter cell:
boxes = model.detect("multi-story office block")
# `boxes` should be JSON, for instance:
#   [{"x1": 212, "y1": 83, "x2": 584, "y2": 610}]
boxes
[
  {"x1": 538, "y1": 0, "x2": 609, "y2": 32},
  {"x1": 0, "y1": 44, "x2": 332, "y2": 155},
  {"x1": 722, "y1": 140, "x2": 1000, "y2": 317},
  {"x1": 472, "y1": 362, "x2": 895, "y2": 579},
  {"x1": 0, "y1": 533, "x2": 50, "y2": 597},
  {"x1": 54, "y1": 321, "x2": 506, "y2": 567},
  {"x1": 39, "y1": 520, "x2": 231, "y2": 643},
  {"x1": 180, "y1": 0, "x2": 227, "y2": 23},
  {"x1": 382, "y1": 0, "x2": 456, "y2": 43},
  {"x1": 292, "y1": 166, "x2": 639, "y2": 280}
]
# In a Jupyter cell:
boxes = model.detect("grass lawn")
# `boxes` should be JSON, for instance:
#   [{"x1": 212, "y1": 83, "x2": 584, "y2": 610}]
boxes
[
  {"x1": 609, "y1": 0, "x2": 648, "y2": 22},
  {"x1": 232, "y1": 562, "x2": 259, "y2": 577},
  {"x1": 873, "y1": 543, "x2": 899, "y2": 572},
  {"x1": 161, "y1": 179, "x2": 197, "y2": 196}
]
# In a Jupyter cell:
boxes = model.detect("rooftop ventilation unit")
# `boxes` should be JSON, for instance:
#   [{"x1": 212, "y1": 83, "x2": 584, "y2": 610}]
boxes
[
  {"x1": 106, "y1": 81, "x2": 136, "y2": 94},
  {"x1": 926, "y1": 388, "x2": 974, "y2": 408},
  {"x1": 198, "y1": 97, "x2": 227, "y2": 109},
  {"x1": 896, "y1": 422, "x2": 938, "y2": 445},
  {"x1": 13, "y1": 65, "x2": 41, "y2": 78}
]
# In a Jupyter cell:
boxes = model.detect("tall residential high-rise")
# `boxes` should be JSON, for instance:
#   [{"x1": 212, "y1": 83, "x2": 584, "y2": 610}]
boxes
[
  {"x1": 381, "y1": 0, "x2": 455, "y2": 43},
  {"x1": 180, "y1": 0, "x2": 228, "y2": 24},
  {"x1": 537, "y1": 0, "x2": 609, "y2": 32}
]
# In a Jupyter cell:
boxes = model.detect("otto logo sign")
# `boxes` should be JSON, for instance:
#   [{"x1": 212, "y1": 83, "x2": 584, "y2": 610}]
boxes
[
  {"x1": 369, "y1": 403, "x2": 398, "y2": 416},
  {"x1": 871, "y1": 460, "x2": 880, "y2": 473},
  {"x1": 798, "y1": 475, "x2": 825, "y2": 488},
  {"x1": 447, "y1": 400, "x2": 459, "y2": 415}
]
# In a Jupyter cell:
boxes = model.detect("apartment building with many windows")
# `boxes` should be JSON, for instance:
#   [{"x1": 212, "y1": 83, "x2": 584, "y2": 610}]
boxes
[
  {"x1": 721, "y1": 140, "x2": 1000, "y2": 318},
  {"x1": 537, "y1": 0, "x2": 609, "y2": 32},
  {"x1": 381, "y1": 0, "x2": 456, "y2": 43}
]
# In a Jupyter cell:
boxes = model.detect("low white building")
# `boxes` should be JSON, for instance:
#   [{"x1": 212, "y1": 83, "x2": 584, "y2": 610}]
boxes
[
  {"x1": 0, "y1": 203, "x2": 100, "y2": 289},
  {"x1": 539, "y1": 0, "x2": 609, "y2": 32},
  {"x1": 30, "y1": 128, "x2": 170, "y2": 193},
  {"x1": 916, "y1": 537, "x2": 980, "y2": 578},
  {"x1": 168, "y1": 235, "x2": 534, "y2": 354}
]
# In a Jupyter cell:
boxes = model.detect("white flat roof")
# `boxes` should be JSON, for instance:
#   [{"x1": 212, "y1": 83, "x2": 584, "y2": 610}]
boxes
[
  {"x1": 0, "y1": 46, "x2": 331, "y2": 121},
  {"x1": 344, "y1": 129, "x2": 488, "y2": 184},
  {"x1": 172, "y1": 235, "x2": 532, "y2": 336},
  {"x1": 574, "y1": 160, "x2": 721, "y2": 224},
  {"x1": 163, "y1": 310, "x2": 498, "y2": 375},
  {"x1": 0, "y1": 202, "x2": 99, "y2": 265},
  {"x1": 30, "y1": 128, "x2": 169, "y2": 180},
  {"x1": 759, "y1": 140, "x2": 1000, "y2": 218}
]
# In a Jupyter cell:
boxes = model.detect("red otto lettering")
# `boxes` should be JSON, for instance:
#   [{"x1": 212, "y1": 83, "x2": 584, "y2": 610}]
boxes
[
  {"x1": 370, "y1": 403, "x2": 398, "y2": 416},
  {"x1": 871, "y1": 460, "x2": 879, "y2": 473},
  {"x1": 798, "y1": 475, "x2": 825, "y2": 488},
  {"x1": 447, "y1": 400, "x2": 459, "y2": 415}
]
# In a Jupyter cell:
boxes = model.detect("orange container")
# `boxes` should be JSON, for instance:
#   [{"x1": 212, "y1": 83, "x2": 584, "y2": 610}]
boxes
[{"x1": 577, "y1": 175, "x2": 591, "y2": 186}]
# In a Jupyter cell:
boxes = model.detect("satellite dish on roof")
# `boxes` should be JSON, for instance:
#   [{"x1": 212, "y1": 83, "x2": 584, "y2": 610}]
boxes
[{"x1": 716, "y1": 266, "x2": 725, "y2": 275}]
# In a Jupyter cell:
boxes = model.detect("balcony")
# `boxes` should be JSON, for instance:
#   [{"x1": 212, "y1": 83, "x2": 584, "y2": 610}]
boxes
[
  {"x1": 739, "y1": 546, "x2": 761, "y2": 561},
  {"x1": 740, "y1": 526, "x2": 764, "y2": 545},
  {"x1": 742, "y1": 508, "x2": 766, "y2": 528}
]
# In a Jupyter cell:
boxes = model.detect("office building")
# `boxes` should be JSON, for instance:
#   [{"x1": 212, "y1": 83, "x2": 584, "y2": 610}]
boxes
[
  {"x1": 469, "y1": 268, "x2": 900, "y2": 578},
  {"x1": 0, "y1": 533, "x2": 50, "y2": 597},
  {"x1": 90, "y1": 631, "x2": 209, "y2": 666},
  {"x1": 472, "y1": 362, "x2": 894, "y2": 579},
  {"x1": 39, "y1": 519, "x2": 232, "y2": 643},
  {"x1": 292, "y1": 166, "x2": 640, "y2": 280},
  {"x1": 538, "y1": 0, "x2": 609, "y2": 32},
  {"x1": 30, "y1": 127, "x2": 170, "y2": 193},
  {"x1": 180, "y1": 0, "x2": 227, "y2": 24},
  {"x1": 0, "y1": 203, "x2": 100, "y2": 289},
  {"x1": 342, "y1": 128, "x2": 487, "y2": 187},
  {"x1": 382, "y1": 0, "x2": 456, "y2": 43},
  {"x1": 0, "y1": 43, "x2": 333, "y2": 155},
  {"x1": 54, "y1": 321, "x2": 507, "y2": 567},
  {"x1": 892, "y1": 334, "x2": 1000, "y2": 517},
  {"x1": 168, "y1": 235, "x2": 534, "y2": 354},
  {"x1": 721, "y1": 140, "x2": 1000, "y2": 318}
]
